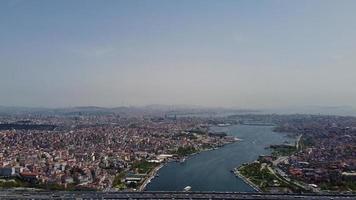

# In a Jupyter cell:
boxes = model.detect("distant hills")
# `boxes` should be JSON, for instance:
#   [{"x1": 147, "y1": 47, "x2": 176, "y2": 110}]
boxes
[
  {"x1": 0, "y1": 105, "x2": 355, "y2": 117},
  {"x1": 0, "y1": 105, "x2": 260, "y2": 117},
  {"x1": 265, "y1": 105, "x2": 356, "y2": 117}
]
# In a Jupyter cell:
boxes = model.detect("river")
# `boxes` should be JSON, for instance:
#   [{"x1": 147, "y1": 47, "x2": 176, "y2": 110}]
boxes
[{"x1": 145, "y1": 125, "x2": 296, "y2": 192}]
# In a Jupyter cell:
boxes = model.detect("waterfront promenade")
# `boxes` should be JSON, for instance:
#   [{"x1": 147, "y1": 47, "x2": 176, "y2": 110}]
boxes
[
  {"x1": 233, "y1": 167, "x2": 262, "y2": 192},
  {"x1": 139, "y1": 164, "x2": 164, "y2": 191}
]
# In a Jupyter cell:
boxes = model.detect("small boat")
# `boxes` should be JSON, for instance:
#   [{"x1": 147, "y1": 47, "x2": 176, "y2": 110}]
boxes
[{"x1": 183, "y1": 186, "x2": 192, "y2": 192}]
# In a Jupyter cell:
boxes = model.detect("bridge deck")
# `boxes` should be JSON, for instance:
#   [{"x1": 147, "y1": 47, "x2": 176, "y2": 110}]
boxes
[{"x1": 0, "y1": 191, "x2": 354, "y2": 199}]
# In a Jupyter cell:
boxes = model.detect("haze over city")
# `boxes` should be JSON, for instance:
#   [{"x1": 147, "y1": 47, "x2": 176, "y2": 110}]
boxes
[
  {"x1": 1, "y1": 0, "x2": 356, "y2": 109},
  {"x1": 1, "y1": 1, "x2": 356, "y2": 198}
]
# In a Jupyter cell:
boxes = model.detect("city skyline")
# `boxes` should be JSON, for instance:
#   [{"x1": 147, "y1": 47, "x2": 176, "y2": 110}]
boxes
[{"x1": 1, "y1": 0, "x2": 356, "y2": 109}]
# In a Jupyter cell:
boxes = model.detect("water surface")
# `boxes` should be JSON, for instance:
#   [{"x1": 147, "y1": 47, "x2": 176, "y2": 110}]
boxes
[{"x1": 146, "y1": 125, "x2": 295, "y2": 191}]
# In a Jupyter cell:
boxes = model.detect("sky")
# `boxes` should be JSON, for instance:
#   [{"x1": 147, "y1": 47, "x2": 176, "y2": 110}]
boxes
[{"x1": 1, "y1": 0, "x2": 356, "y2": 109}]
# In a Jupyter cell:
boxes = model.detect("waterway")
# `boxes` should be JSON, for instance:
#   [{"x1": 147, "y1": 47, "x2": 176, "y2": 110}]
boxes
[{"x1": 146, "y1": 125, "x2": 296, "y2": 192}]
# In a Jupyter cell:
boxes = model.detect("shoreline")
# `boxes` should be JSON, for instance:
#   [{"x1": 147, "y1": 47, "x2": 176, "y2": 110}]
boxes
[
  {"x1": 230, "y1": 132, "x2": 301, "y2": 193},
  {"x1": 233, "y1": 167, "x2": 262, "y2": 192},
  {"x1": 138, "y1": 164, "x2": 164, "y2": 191},
  {"x1": 139, "y1": 139, "x2": 239, "y2": 191}
]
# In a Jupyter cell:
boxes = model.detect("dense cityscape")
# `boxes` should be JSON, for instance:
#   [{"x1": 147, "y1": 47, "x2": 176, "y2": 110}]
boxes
[
  {"x1": 233, "y1": 114, "x2": 356, "y2": 193},
  {"x1": 0, "y1": 107, "x2": 354, "y2": 194},
  {"x1": 0, "y1": 107, "x2": 237, "y2": 191}
]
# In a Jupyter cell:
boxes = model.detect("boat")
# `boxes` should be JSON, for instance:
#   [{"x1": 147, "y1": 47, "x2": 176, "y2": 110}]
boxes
[
  {"x1": 183, "y1": 186, "x2": 192, "y2": 192},
  {"x1": 217, "y1": 123, "x2": 231, "y2": 127}
]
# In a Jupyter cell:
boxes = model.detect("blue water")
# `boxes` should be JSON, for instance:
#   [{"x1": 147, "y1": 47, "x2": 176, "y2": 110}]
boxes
[{"x1": 146, "y1": 125, "x2": 295, "y2": 191}]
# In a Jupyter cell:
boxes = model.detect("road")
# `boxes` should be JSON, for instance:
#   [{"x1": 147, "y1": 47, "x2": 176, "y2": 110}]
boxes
[{"x1": 0, "y1": 191, "x2": 354, "y2": 200}]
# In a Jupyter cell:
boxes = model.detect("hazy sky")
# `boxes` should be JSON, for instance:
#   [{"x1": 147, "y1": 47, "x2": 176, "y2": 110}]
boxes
[{"x1": 1, "y1": 0, "x2": 356, "y2": 108}]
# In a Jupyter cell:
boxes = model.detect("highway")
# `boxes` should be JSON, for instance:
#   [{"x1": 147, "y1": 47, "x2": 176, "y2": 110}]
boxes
[{"x1": 0, "y1": 191, "x2": 355, "y2": 200}]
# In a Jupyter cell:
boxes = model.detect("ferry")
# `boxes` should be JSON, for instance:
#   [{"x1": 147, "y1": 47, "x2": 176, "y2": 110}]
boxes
[
  {"x1": 183, "y1": 186, "x2": 192, "y2": 192},
  {"x1": 217, "y1": 123, "x2": 231, "y2": 127}
]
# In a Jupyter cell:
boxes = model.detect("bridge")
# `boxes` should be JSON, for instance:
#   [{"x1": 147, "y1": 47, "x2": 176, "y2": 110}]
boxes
[{"x1": 0, "y1": 191, "x2": 355, "y2": 199}]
